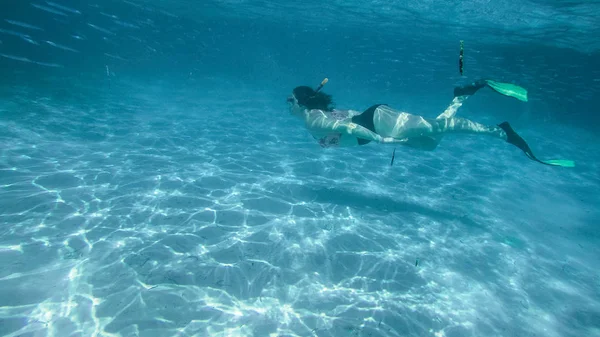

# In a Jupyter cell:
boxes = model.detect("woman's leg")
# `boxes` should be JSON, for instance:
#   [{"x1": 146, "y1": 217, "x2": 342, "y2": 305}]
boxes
[
  {"x1": 428, "y1": 81, "x2": 488, "y2": 147},
  {"x1": 430, "y1": 117, "x2": 507, "y2": 140},
  {"x1": 423, "y1": 95, "x2": 470, "y2": 150},
  {"x1": 373, "y1": 105, "x2": 506, "y2": 143}
]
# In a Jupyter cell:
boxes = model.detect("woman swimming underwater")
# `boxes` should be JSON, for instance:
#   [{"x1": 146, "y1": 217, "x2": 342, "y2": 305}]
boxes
[{"x1": 286, "y1": 78, "x2": 574, "y2": 167}]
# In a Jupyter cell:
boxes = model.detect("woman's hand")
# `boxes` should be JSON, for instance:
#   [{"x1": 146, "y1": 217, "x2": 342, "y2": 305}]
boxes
[{"x1": 380, "y1": 137, "x2": 407, "y2": 144}]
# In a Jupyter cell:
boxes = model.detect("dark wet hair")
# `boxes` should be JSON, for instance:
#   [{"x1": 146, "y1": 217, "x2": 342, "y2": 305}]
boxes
[{"x1": 292, "y1": 86, "x2": 334, "y2": 111}]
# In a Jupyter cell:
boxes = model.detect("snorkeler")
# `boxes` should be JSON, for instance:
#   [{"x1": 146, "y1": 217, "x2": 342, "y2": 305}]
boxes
[{"x1": 286, "y1": 78, "x2": 574, "y2": 167}]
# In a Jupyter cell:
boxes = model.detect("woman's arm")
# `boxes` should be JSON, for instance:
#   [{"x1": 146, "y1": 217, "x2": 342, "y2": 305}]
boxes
[{"x1": 306, "y1": 112, "x2": 384, "y2": 143}]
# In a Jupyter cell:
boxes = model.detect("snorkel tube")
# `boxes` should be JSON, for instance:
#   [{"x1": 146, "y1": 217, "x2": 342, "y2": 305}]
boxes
[{"x1": 315, "y1": 78, "x2": 328, "y2": 93}]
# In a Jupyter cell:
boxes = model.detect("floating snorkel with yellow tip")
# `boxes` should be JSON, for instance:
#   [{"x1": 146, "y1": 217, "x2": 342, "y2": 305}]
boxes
[{"x1": 459, "y1": 40, "x2": 464, "y2": 76}]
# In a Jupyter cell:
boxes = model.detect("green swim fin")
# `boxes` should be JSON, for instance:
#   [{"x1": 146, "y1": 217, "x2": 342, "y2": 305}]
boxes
[
  {"x1": 538, "y1": 159, "x2": 575, "y2": 168},
  {"x1": 498, "y1": 122, "x2": 575, "y2": 168},
  {"x1": 485, "y1": 80, "x2": 528, "y2": 102}
]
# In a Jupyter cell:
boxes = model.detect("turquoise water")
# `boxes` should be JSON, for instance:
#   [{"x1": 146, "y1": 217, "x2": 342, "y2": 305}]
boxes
[{"x1": 1, "y1": 1, "x2": 599, "y2": 337}]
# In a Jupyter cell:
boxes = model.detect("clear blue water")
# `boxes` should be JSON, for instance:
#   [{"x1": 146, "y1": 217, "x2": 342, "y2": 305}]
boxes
[{"x1": 1, "y1": 1, "x2": 599, "y2": 337}]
